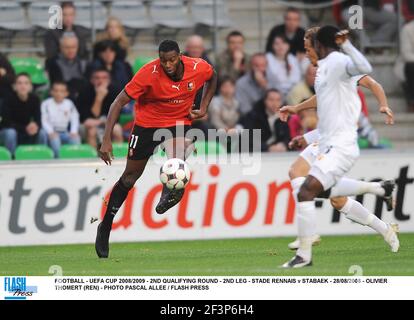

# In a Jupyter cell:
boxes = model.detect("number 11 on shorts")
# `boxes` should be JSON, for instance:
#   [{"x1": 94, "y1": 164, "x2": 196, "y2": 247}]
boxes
[{"x1": 130, "y1": 135, "x2": 139, "y2": 149}]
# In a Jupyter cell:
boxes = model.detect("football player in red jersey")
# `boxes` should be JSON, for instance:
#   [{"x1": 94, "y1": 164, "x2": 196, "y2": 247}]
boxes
[{"x1": 96, "y1": 40, "x2": 217, "y2": 258}]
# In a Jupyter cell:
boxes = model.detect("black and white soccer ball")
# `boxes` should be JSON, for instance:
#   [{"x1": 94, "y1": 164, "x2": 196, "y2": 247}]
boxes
[{"x1": 159, "y1": 158, "x2": 191, "y2": 190}]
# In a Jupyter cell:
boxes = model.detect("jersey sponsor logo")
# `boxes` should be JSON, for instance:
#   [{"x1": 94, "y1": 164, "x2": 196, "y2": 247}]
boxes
[
  {"x1": 187, "y1": 81, "x2": 195, "y2": 91},
  {"x1": 172, "y1": 84, "x2": 181, "y2": 91},
  {"x1": 192, "y1": 61, "x2": 201, "y2": 70}
]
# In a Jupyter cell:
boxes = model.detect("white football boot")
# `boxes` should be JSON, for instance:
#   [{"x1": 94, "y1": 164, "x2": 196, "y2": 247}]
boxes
[{"x1": 384, "y1": 223, "x2": 400, "y2": 253}]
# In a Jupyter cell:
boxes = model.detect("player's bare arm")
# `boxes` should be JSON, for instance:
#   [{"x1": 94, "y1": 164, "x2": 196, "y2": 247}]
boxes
[
  {"x1": 279, "y1": 95, "x2": 317, "y2": 122},
  {"x1": 358, "y1": 76, "x2": 394, "y2": 125},
  {"x1": 190, "y1": 70, "x2": 218, "y2": 120},
  {"x1": 99, "y1": 90, "x2": 131, "y2": 165}
]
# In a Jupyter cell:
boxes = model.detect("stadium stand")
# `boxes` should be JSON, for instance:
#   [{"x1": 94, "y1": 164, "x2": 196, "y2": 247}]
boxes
[
  {"x1": 59, "y1": 144, "x2": 97, "y2": 159},
  {"x1": 15, "y1": 145, "x2": 54, "y2": 160}
]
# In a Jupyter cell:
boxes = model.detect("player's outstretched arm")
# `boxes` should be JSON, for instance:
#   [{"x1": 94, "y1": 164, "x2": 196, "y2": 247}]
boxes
[
  {"x1": 336, "y1": 30, "x2": 373, "y2": 76},
  {"x1": 190, "y1": 70, "x2": 218, "y2": 120},
  {"x1": 99, "y1": 90, "x2": 132, "y2": 165},
  {"x1": 279, "y1": 95, "x2": 317, "y2": 122},
  {"x1": 359, "y1": 76, "x2": 394, "y2": 125}
]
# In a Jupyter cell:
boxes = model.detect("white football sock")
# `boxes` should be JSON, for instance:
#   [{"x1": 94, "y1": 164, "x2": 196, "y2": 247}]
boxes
[
  {"x1": 330, "y1": 178, "x2": 385, "y2": 197},
  {"x1": 291, "y1": 177, "x2": 306, "y2": 201},
  {"x1": 297, "y1": 201, "x2": 316, "y2": 261},
  {"x1": 339, "y1": 198, "x2": 388, "y2": 237}
]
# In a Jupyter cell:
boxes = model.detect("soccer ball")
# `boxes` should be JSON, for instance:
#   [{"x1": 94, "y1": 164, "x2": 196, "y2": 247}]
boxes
[{"x1": 159, "y1": 158, "x2": 191, "y2": 190}]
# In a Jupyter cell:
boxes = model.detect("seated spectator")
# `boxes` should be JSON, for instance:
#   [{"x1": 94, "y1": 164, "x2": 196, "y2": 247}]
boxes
[
  {"x1": 240, "y1": 89, "x2": 290, "y2": 152},
  {"x1": 88, "y1": 40, "x2": 133, "y2": 93},
  {"x1": 44, "y1": 1, "x2": 89, "y2": 60},
  {"x1": 287, "y1": 65, "x2": 317, "y2": 106},
  {"x1": 209, "y1": 77, "x2": 240, "y2": 131},
  {"x1": 46, "y1": 32, "x2": 87, "y2": 101},
  {"x1": 0, "y1": 73, "x2": 47, "y2": 156},
  {"x1": 342, "y1": 0, "x2": 398, "y2": 44},
  {"x1": 403, "y1": 0, "x2": 414, "y2": 22},
  {"x1": 184, "y1": 35, "x2": 215, "y2": 137},
  {"x1": 266, "y1": 7, "x2": 305, "y2": 57},
  {"x1": 0, "y1": 53, "x2": 15, "y2": 106},
  {"x1": 235, "y1": 53, "x2": 270, "y2": 116},
  {"x1": 217, "y1": 31, "x2": 250, "y2": 82},
  {"x1": 76, "y1": 68, "x2": 123, "y2": 148},
  {"x1": 184, "y1": 35, "x2": 212, "y2": 64},
  {"x1": 401, "y1": 20, "x2": 414, "y2": 112},
  {"x1": 41, "y1": 81, "x2": 81, "y2": 158},
  {"x1": 96, "y1": 17, "x2": 130, "y2": 61},
  {"x1": 266, "y1": 35, "x2": 302, "y2": 99}
]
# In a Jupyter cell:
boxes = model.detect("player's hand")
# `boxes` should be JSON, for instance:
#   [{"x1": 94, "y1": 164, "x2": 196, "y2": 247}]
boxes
[
  {"x1": 99, "y1": 139, "x2": 114, "y2": 165},
  {"x1": 289, "y1": 135, "x2": 308, "y2": 150},
  {"x1": 279, "y1": 105, "x2": 297, "y2": 122},
  {"x1": 335, "y1": 30, "x2": 350, "y2": 46},
  {"x1": 189, "y1": 109, "x2": 207, "y2": 120},
  {"x1": 380, "y1": 106, "x2": 394, "y2": 125}
]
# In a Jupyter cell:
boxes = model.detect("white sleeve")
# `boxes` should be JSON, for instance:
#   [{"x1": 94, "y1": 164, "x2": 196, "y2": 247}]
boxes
[
  {"x1": 341, "y1": 40, "x2": 373, "y2": 76},
  {"x1": 69, "y1": 101, "x2": 80, "y2": 134},
  {"x1": 303, "y1": 129, "x2": 320, "y2": 144},
  {"x1": 41, "y1": 101, "x2": 54, "y2": 134}
]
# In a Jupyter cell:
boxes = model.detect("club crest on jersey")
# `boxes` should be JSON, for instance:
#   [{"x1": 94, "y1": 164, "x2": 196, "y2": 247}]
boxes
[{"x1": 187, "y1": 81, "x2": 195, "y2": 91}]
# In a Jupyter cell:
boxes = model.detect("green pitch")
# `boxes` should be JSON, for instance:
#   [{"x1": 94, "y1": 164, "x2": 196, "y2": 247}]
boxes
[{"x1": 0, "y1": 234, "x2": 413, "y2": 276}]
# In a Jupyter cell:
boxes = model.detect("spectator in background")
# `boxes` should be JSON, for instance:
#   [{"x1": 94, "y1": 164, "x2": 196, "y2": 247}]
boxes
[
  {"x1": 240, "y1": 89, "x2": 290, "y2": 152},
  {"x1": 46, "y1": 32, "x2": 87, "y2": 101},
  {"x1": 96, "y1": 17, "x2": 130, "y2": 61},
  {"x1": 287, "y1": 65, "x2": 317, "y2": 106},
  {"x1": 266, "y1": 7, "x2": 305, "y2": 57},
  {"x1": 41, "y1": 81, "x2": 81, "y2": 158},
  {"x1": 217, "y1": 31, "x2": 250, "y2": 82},
  {"x1": 184, "y1": 35, "x2": 214, "y2": 137},
  {"x1": 0, "y1": 73, "x2": 47, "y2": 156},
  {"x1": 184, "y1": 35, "x2": 212, "y2": 64},
  {"x1": 44, "y1": 1, "x2": 89, "y2": 59},
  {"x1": 266, "y1": 34, "x2": 302, "y2": 99},
  {"x1": 209, "y1": 77, "x2": 240, "y2": 131},
  {"x1": 0, "y1": 53, "x2": 15, "y2": 106},
  {"x1": 88, "y1": 40, "x2": 133, "y2": 93},
  {"x1": 342, "y1": 0, "x2": 398, "y2": 44},
  {"x1": 403, "y1": 0, "x2": 414, "y2": 22},
  {"x1": 235, "y1": 53, "x2": 269, "y2": 116},
  {"x1": 76, "y1": 68, "x2": 123, "y2": 148},
  {"x1": 401, "y1": 19, "x2": 414, "y2": 112}
]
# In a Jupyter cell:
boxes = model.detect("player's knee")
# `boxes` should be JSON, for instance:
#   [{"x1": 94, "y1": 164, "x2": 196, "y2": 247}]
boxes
[
  {"x1": 288, "y1": 166, "x2": 298, "y2": 180},
  {"x1": 120, "y1": 172, "x2": 139, "y2": 189},
  {"x1": 330, "y1": 197, "x2": 347, "y2": 211}
]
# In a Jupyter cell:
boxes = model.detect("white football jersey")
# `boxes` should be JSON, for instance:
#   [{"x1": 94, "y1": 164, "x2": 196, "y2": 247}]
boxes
[{"x1": 314, "y1": 51, "x2": 363, "y2": 149}]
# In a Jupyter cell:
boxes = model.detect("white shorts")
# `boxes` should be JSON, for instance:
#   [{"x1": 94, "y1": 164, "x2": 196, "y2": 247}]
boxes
[
  {"x1": 299, "y1": 143, "x2": 319, "y2": 166},
  {"x1": 309, "y1": 144, "x2": 359, "y2": 191}
]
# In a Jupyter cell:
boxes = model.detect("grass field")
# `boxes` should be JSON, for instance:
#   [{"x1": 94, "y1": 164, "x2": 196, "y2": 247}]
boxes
[{"x1": 0, "y1": 234, "x2": 413, "y2": 276}]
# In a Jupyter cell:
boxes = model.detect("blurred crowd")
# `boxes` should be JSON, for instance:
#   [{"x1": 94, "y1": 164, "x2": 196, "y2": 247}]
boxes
[{"x1": 0, "y1": 1, "x2": 413, "y2": 158}]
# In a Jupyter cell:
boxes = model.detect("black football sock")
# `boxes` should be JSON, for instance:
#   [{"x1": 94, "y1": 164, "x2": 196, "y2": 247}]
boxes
[{"x1": 102, "y1": 179, "x2": 131, "y2": 230}]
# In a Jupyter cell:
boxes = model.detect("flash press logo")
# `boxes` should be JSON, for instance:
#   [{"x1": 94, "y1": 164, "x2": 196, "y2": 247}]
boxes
[
  {"x1": 48, "y1": 5, "x2": 63, "y2": 29},
  {"x1": 3, "y1": 277, "x2": 37, "y2": 300}
]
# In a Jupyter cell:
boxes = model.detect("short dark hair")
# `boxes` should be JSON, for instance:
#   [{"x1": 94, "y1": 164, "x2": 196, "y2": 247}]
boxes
[
  {"x1": 51, "y1": 81, "x2": 68, "y2": 89},
  {"x1": 218, "y1": 76, "x2": 235, "y2": 88},
  {"x1": 90, "y1": 67, "x2": 110, "y2": 77},
  {"x1": 159, "y1": 40, "x2": 180, "y2": 54},
  {"x1": 15, "y1": 72, "x2": 31, "y2": 83},
  {"x1": 226, "y1": 30, "x2": 244, "y2": 43},
  {"x1": 93, "y1": 40, "x2": 118, "y2": 59},
  {"x1": 316, "y1": 25, "x2": 340, "y2": 50},
  {"x1": 61, "y1": 1, "x2": 75, "y2": 10},
  {"x1": 265, "y1": 88, "x2": 281, "y2": 98},
  {"x1": 285, "y1": 7, "x2": 301, "y2": 17}
]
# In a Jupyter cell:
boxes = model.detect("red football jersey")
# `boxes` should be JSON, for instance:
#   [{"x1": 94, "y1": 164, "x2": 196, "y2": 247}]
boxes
[{"x1": 124, "y1": 55, "x2": 214, "y2": 128}]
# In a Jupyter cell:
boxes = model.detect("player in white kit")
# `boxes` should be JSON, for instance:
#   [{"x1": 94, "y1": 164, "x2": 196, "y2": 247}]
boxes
[
  {"x1": 279, "y1": 26, "x2": 399, "y2": 268},
  {"x1": 287, "y1": 27, "x2": 397, "y2": 251}
]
